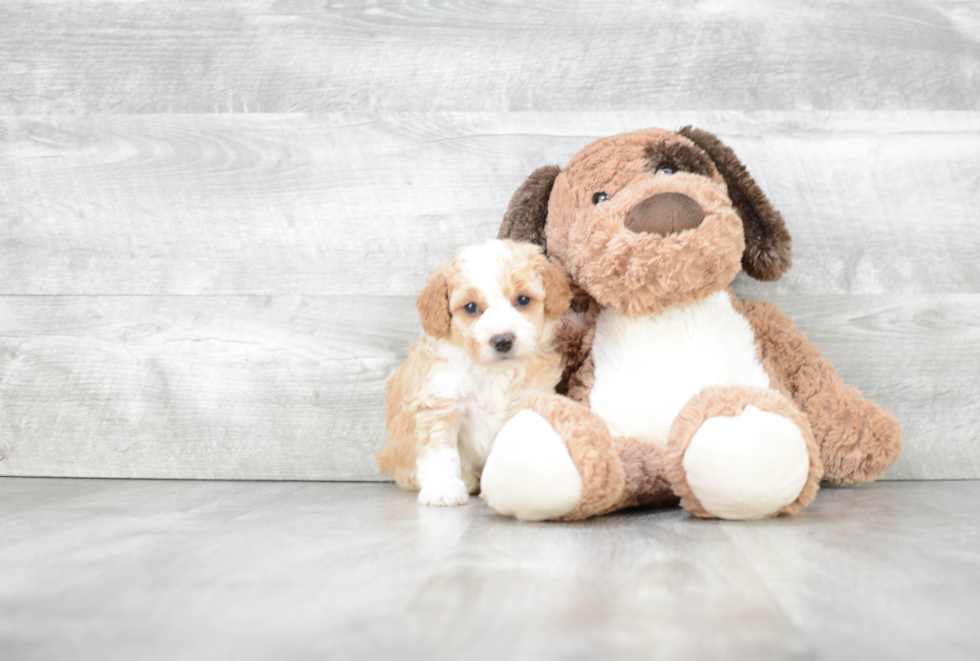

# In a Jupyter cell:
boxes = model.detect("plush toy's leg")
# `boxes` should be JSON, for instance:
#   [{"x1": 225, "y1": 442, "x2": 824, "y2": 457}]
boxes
[
  {"x1": 481, "y1": 394, "x2": 621, "y2": 521},
  {"x1": 480, "y1": 408, "x2": 586, "y2": 521},
  {"x1": 607, "y1": 436, "x2": 677, "y2": 512},
  {"x1": 805, "y1": 382, "x2": 902, "y2": 485},
  {"x1": 481, "y1": 394, "x2": 673, "y2": 521},
  {"x1": 665, "y1": 386, "x2": 823, "y2": 520},
  {"x1": 741, "y1": 300, "x2": 903, "y2": 485}
]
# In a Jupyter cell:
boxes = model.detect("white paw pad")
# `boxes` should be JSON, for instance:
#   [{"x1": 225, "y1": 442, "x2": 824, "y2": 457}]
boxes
[
  {"x1": 418, "y1": 477, "x2": 470, "y2": 507},
  {"x1": 682, "y1": 405, "x2": 810, "y2": 520},
  {"x1": 480, "y1": 410, "x2": 582, "y2": 521},
  {"x1": 416, "y1": 447, "x2": 470, "y2": 507}
]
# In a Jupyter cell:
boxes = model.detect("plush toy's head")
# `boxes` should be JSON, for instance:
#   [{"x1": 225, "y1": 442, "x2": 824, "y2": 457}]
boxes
[{"x1": 499, "y1": 127, "x2": 792, "y2": 315}]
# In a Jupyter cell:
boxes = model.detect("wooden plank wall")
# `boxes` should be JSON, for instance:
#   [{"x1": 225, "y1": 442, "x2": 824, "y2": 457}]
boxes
[{"x1": 0, "y1": 1, "x2": 977, "y2": 481}]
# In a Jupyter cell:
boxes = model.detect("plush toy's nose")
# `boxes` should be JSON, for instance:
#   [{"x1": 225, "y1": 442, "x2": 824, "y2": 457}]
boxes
[{"x1": 624, "y1": 192, "x2": 705, "y2": 236}]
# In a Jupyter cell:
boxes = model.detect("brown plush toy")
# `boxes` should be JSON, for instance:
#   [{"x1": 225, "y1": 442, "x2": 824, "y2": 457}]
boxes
[{"x1": 478, "y1": 127, "x2": 903, "y2": 521}]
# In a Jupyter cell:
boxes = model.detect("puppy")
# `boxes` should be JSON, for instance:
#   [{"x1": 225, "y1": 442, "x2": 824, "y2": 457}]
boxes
[{"x1": 376, "y1": 239, "x2": 571, "y2": 506}]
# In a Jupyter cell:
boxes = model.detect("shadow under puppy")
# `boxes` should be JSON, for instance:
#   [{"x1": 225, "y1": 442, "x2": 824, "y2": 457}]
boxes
[{"x1": 377, "y1": 239, "x2": 571, "y2": 506}]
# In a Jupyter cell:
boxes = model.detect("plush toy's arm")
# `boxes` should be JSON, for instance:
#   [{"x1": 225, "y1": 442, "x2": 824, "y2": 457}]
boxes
[
  {"x1": 553, "y1": 284, "x2": 600, "y2": 400},
  {"x1": 740, "y1": 298, "x2": 902, "y2": 484}
]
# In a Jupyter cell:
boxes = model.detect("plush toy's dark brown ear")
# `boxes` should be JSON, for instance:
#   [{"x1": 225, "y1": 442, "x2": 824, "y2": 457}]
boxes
[
  {"x1": 416, "y1": 264, "x2": 451, "y2": 339},
  {"x1": 677, "y1": 126, "x2": 792, "y2": 281},
  {"x1": 497, "y1": 165, "x2": 561, "y2": 251}
]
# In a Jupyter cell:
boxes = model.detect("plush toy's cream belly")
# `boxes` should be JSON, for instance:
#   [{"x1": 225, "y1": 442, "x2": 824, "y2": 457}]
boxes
[{"x1": 589, "y1": 290, "x2": 771, "y2": 446}]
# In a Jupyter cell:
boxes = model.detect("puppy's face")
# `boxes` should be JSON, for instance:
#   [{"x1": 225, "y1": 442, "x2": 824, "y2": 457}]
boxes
[{"x1": 416, "y1": 239, "x2": 570, "y2": 366}]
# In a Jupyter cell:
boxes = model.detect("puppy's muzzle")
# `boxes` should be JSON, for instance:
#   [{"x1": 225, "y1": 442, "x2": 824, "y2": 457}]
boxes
[
  {"x1": 624, "y1": 192, "x2": 704, "y2": 236},
  {"x1": 491, "y1": 334, "x2": 514, "y2": 354}
]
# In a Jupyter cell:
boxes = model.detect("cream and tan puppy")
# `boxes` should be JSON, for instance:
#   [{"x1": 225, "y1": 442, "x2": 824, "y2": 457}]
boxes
[{"x1": 377, "y1": 239, "x2": 570, "y2": 506}]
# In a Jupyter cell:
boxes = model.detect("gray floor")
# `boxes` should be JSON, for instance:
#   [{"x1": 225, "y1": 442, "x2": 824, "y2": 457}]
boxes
[{"x1": 2, "y1": 478, "x2": 978, "y2": 661}]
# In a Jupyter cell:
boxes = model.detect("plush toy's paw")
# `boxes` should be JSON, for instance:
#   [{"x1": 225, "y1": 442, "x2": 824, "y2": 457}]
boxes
[
  {"x1": 682, "y1": 406, "x2": 809, "y2": 520},
  {"x1": 667, "y1": 387, "x2": 823, "y2": 520},
  {"x1": 480, "y1": 410, "x2": 583, "y2": 521},
  {"x1": 418, "y1": 476, "x2": 470, "y2": 507}
]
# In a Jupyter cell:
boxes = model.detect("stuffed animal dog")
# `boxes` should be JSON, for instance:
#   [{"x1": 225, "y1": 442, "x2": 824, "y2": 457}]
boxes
[
  {"x1": 377, "y1": 239, "x2": 570, "y2": 506},
  {"x1": 480, "y1": 127, "x2": 902, "y2": 521}
]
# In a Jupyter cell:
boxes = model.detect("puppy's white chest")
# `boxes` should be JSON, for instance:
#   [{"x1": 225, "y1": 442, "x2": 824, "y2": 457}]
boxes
[
  {"x1": 455, "y1": 366, "x2": 522, "y2": 473},
  {"x1": 588, "y1": 291, "x2": 770, "y2": 446}
]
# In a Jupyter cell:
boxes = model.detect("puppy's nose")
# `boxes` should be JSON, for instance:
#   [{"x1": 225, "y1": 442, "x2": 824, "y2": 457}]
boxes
[
  {"x1": 624, "y1": 192, "x2": 704, "y2": 236},
  {"x1": 491, "y1": 334, "x2": 514, "y2": 354}
]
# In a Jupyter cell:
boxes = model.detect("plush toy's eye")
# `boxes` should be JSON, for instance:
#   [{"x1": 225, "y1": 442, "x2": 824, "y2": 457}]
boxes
[
  {"x1": 463, "y1": 302, "x2": 478, "y2": 314},
  {"x1": 516, "y1": 295, "x2": 530, "y2": 306},
  {"x1": 658, "y1": 166, "x2": 675, "y2": 175},
  {"x1": 592, "y1": 192, "x2": 608, "y2": 204}
]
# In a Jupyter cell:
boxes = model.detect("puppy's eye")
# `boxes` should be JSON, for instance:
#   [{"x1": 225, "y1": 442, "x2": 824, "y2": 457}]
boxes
[
  {"x1": 463, "y1": 302, "x2": 478, "y2": 314},
  {"x1": 516, "y1": 295, "x2": 530, "y2": 306},
  {"x1": 592, "y1": 192, "x2": 608, "y2": 204},
  {"x1": 658, "y1": 166, "x2": 675, "y2": 175}
]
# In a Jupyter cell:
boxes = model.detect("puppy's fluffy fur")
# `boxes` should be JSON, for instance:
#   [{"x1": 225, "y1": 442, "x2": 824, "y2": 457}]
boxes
[{"x1": 376, "y1": 239, "x2": 571, "y2": 506}]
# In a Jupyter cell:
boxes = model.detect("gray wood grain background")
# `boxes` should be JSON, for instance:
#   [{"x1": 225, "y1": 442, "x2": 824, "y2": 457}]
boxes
[{"x1": 1, "y1": 0, "x2": 977, "y2": 482}]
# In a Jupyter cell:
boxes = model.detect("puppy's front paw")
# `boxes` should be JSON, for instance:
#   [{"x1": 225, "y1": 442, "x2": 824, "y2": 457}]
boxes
[{"x1": 418, "y1": 476, "x2": 470, "y2": 507}]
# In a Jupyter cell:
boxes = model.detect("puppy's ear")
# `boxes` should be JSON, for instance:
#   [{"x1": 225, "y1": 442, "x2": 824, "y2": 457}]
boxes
[
  {"x1": 498, "y1": 165, "x2": 561, "y2": 251},
  {"x1": 677, "y1": 127, "x2": 792, "y2": 281},
  {"x1": 541, "y1": 259, "x2": 571, "y2": 320},
  {"x1": 416, "y1": 265, "x2": 451, "y2": 339}
]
